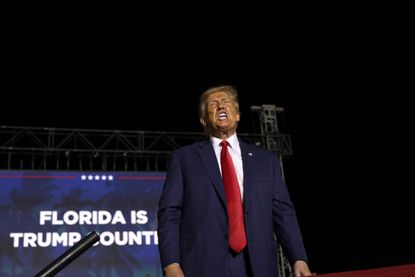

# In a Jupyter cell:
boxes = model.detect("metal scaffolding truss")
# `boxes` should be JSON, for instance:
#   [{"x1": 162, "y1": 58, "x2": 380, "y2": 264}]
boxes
[
  {"x1": 0, "y1": 124, "x2": 292, "y2": 171},
  {"x1": 251, "y1": 104, "x2": 294, "y2": 277}
]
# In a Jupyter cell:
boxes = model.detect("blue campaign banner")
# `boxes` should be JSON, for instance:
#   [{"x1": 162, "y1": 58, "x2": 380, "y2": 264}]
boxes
[{"x1": 0, "y1": 170, "x2": 165, "y2": 277}]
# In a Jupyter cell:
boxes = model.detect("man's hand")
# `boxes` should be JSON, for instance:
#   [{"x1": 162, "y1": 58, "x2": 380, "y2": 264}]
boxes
[
  {"x1": 164, "y1": 263, "x2": 185, "y2": 277},
  {"x1": 293, "y1": 260, "x2": 316, "y2": 277}
]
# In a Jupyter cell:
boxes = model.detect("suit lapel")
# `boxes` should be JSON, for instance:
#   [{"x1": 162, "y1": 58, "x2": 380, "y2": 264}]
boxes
[
  {"x1": 196, "y1": 140, "x2": 227, "y2": 207},
  {"x1": 240, "y1": 139, "x2": 254, "y2": 214}
]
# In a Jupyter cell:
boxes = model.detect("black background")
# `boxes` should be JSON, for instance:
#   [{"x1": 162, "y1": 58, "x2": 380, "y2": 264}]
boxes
[{"x1": 2, "y1": 11, "x2": 415, "y2": 274}]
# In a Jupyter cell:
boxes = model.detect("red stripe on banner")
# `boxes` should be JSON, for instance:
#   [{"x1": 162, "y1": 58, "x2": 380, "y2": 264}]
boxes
[
  {"x1": 118, "y1": 176, "x2": 166, "y2": 180},
  {"x1": 0, "y1": 175, "x2": 76, "y2": 179}
]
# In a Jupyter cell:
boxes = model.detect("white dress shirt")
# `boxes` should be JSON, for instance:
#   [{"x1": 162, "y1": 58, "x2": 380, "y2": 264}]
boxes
[{"x1": 211, "y1": 134, "x2": 244, "y2": 199}]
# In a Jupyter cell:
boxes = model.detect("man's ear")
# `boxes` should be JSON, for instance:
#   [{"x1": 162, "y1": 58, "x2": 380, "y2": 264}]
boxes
[
  {"x1": 200, "y1": 118, "x2": 206, "y2": 127},
  {"x1": 236, "y1": 112, "x2": 241, "y2": 122}
]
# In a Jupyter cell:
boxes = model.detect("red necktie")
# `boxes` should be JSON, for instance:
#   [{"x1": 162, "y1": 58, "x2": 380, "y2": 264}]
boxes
[{"x1": 220, "y1": 140, "x2": 247, "y2": 253}]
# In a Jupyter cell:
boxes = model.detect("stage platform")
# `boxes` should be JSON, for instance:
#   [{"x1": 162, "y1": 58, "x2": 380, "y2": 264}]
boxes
[{"x1": 316, "y1": 263, "x2": 415, "y2": 277}]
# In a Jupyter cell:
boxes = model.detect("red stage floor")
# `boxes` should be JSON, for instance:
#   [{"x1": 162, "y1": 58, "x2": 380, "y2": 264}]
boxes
[{"x1": 316, "y1": 264, "x2": 415, "y2": 277}]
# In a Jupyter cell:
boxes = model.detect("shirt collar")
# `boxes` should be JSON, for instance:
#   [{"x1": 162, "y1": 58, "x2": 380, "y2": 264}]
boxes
[{"x1": 211, "y1": 133, "x2": 239, "y2": 150}]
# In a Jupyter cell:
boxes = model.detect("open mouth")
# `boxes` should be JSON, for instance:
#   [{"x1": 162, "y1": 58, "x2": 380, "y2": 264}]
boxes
[{"x1": 218, "y1": 112, "x2": 228, "y2": 120}]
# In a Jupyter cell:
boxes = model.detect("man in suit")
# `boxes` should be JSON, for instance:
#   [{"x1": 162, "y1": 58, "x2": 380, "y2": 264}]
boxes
[{"x1": 157, "y1": 85, "x2": 313, "y2": 277}]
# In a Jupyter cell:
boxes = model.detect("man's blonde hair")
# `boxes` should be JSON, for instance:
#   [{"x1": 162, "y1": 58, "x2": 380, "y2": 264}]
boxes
[{"x1": 198, "y1": 85, "x2": 240, "y2": 119}]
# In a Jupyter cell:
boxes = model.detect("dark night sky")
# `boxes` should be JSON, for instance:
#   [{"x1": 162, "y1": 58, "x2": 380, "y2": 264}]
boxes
[{"x1": 2, "y1": 12, "x2": 415, "y2": 274}]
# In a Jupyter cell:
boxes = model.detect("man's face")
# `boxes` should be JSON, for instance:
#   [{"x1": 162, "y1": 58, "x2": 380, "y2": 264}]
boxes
[{"x1": 202, "y1": 91, "x2": 240, "y2": 135}]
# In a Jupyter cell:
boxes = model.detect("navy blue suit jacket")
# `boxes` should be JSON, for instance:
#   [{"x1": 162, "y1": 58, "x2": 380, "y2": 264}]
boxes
[{"x1": 157, "y1": 138, "x2": 307, "y2": 277}]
